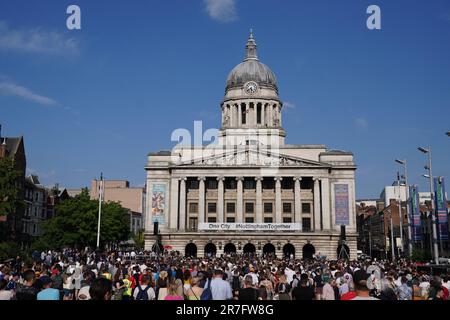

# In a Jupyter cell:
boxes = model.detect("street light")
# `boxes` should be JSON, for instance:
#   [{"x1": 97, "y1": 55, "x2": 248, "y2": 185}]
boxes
[
  {"x1": 395, "y1": 159, "x2": 413, "y2": 257},
  {"x1": 446, "y1": 131, "x2": 450, "y2": 137},
  {"x1": 418, "y1": 146, "x2": 439, "y2": 265}
]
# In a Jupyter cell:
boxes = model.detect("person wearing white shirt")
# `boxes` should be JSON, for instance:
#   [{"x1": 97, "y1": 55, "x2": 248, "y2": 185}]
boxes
[{"x1": 210, "y1": 270, "x2": 233, "y2": 300}]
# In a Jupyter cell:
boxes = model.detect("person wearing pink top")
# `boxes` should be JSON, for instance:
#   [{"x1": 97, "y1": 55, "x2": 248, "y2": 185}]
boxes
[{"x1": 164, "y1": 280, "x2": 184, "y2": 300}]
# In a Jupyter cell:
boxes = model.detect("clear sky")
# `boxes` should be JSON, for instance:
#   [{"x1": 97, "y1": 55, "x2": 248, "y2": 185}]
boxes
[{"x1": 1, "y1": 0, "x2": 449, "y2": 198}]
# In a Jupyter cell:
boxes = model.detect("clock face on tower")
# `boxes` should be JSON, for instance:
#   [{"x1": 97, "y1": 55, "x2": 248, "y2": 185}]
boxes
[{"x1": 244, "y1": 81, "x2": 259, "y2": 95}]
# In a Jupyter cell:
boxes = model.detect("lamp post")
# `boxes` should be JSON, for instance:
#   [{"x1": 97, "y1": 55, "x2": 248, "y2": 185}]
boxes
[
  {"x1": 395, "y1": 172, "x2": 405, "y2": 258},
  {"x1": 418, "y1": 146, "x2": 439, "y2": 265},
  {"x1": 395, "y1": 159, "x2": 413, "y2": 257},
  {"x1": 96, "y1": 173, "x2": 104, "y2": 249},
  {"x1": 446, "y1": 131, "x2": 450, "y2": 137}
]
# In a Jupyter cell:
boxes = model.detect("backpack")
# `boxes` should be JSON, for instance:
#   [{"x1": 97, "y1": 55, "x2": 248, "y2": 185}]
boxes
[
  {"x1": 200, "y1": 279, "x2": 213, "y2": 300},
  {"x1": 135, "y1": 285, "x2": 150, "y2": 301}
]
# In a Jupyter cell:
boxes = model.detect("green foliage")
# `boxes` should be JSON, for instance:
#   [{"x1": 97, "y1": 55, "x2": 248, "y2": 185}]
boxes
[
  {"x1": 133, "y1": 229, "x2": 145, "y2": 250},
  {"x1": 0, "y1": 242, "x2": 22, "y2": 262},
  {"x1": 0, "y1": 157, "x2": 23, "y2": 217},
  {"x1": 40, "y1": 188, "x2": 130, "y2": 249}
]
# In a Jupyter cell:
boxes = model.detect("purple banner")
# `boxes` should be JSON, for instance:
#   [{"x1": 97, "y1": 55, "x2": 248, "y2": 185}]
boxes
[
  {"x1": 335, "y1": 184, "x2": 349, "y2": 226},
  {"x1": 434, "y1": 177, "x2": 448, "y2": 241},
  {"x1": 410, "y1": 185, "x2": 422, "y2": 242}
]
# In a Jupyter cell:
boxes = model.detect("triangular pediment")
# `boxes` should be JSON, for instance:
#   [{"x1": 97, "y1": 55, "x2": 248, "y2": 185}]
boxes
[{"x1": 174, "y1": 149, "x2": 330, "y2": 168}]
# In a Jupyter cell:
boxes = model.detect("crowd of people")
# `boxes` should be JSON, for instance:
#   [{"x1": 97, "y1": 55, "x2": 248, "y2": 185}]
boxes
[{"x1": 0, "y1": 249, "x2": 449, "y2": 301}]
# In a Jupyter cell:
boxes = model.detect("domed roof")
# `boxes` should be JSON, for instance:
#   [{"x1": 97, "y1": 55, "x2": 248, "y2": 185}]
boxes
[{"x1": 226, "y1": 31, "x2": 278, "y2": 92}]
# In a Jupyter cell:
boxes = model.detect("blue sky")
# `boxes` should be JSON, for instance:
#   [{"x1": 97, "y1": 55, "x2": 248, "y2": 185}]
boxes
[{"x1": 1, "y1": 0, "x2": 449, "y2": 198}]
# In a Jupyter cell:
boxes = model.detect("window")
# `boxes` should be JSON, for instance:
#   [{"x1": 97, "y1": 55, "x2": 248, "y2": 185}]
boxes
[
  {"x1": 35, "y1": 193, "x2": 38, "y2": 201},
  {"x1": 41, "y1": 209, "x2": 46, "y2": 219},
  {"x1": 245, "y1": 217, "x2": 254, "y2": 223},
  {"x1": 33, "y1": 224, "x2": 37, "y2": 234},
  {"x1": 241, "y1": 104, "x2": 247, "y2": 124},
  {"x1": 302, "y1": 203, "x2": 311, "y2": 214},
  {"x1": 189, "y1": 203, "x2": 198, "y2": 213},
  {"x1": 226, "y1": 217, "x2": 235, "y2": 223},
  {"x1": 264, "y1": 203, "x2": 273, "y2": 213},
  {"x1": 188, "y1": 217, "x2": 198, "y2": 231},
  {"x1": 245, "y1": 202, "x2": 254, "y2": 213},
  {"x1": 188, "y1": 180, "x2": 199, "y2": 189},
  {"x1": 226, "y1": 202, "x2": 236, "y2": 213},
  {"x1": 283, "y1": 217, "x2": 292, "y2": 223},
  {"x1": 207, "y1": 179, "x2": 217, "y2": 189},
  {"x1": 257, "y1": 103, "x2": 262, "y2": 124},
  {"x1": 208, "y1": 202, "x2": 217, "y2": 213},
  {"x1": 281, "y1": 179, "x2": 293, "y2": 190},
  {"x1": 264, "y1": 217, "x2": 273, "y2": 223},
  {"x1": 302, "y1": 218, "x2": 311, "y2": 232},
  {"x1": 34, "y1": 208, "x2": 37, "y2": 217},
  {"x1": 262, "y1": 179, "x2": 274, "y2": 190},
  {"x1": 225, "y1": 179, "x2": 236, "y2": 189},
  {"x1": 244, "y1": 179, "x2": 256, "y2": 189},
  {"x1": 283, "y1": 203, "x2": 292, "y2": 213},
  {"x1": 208, "y1": 217, "x2": 217, "y2": 223}
]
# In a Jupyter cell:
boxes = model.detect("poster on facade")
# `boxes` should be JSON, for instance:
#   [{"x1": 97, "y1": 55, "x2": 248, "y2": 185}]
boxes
[
  {"x1": 410, "y1": 185, "x2": 422, "y2": 242},
  {"x1": 434, "y1": 177, "x2": 448, "y2": 241},
  {"x1": 151, "y1": 184, "x2": 166, "y2": 225},
  {"x1": 334, "y1": 184, "x2": 349, "y2": 226}
]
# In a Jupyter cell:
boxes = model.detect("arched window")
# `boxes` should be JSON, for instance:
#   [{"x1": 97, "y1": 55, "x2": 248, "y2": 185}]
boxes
[{"x1": 241, "y1": 103, "x2": 247, "y2": 125}]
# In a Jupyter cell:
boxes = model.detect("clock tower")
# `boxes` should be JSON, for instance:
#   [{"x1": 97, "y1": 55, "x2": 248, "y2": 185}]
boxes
[{"x1": 219, "y1": 31, "x2": 285, "y2": 147}]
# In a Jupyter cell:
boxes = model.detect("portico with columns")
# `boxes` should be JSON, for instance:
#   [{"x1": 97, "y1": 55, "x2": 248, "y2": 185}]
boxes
[{"x1": 144, "y1": 31, "x2": 357, "y2": 259}]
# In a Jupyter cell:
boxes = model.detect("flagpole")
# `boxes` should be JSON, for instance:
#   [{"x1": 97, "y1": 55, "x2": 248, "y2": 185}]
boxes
[{"x1": 96, "y1": 173, "x2": 103, "y2": 249}]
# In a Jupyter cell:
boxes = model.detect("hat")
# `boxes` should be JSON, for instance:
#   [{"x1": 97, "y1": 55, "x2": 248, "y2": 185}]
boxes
[{"x1": 353, "y1": 270, "x2": 369, "y2": 285}]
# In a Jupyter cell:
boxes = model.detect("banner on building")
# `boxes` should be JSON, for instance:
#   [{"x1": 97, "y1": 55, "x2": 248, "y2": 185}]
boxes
[
  {"x1": 410, "y1": 185, "x2": 422, "y2": 242},
  {"x1": 151, "y1": 183, "x2": 166, "y2": 225},
  {"x1": 335, "y1": 184, "x2": 349, "y2": 226},
  {"x1": 434, "y1": 177, "x2": 449, "y2": 241},
  {"x1": 198, "y1": 223, "x2": 301, "y2": 231}
]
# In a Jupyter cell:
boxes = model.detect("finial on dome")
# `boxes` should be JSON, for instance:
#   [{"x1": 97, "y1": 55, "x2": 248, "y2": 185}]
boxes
[{"x1": 244, "y1": 29, "x2": 258, "y2": 61}]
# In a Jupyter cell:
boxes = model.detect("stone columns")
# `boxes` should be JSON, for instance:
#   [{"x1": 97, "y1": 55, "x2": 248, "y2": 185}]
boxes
[
  {"x1": 169, "y1": 178, "x2": 179, "y2": 230},
  {"x1": 236, "y1": 177, "x2": 244, "y2": 223},
  {"x1": 255, "y1": 177, "x2": 263, "y2": 223},
  {"x1": 275, "y1": 177, "x2": 283, "y2": 223},
  {"x1": 217, "y1": 176, "x2": 225, "y2": 223},
  {"x1": 294, "y1": 177, "x2": 302, "y2": 226},
  {"x1": 321, "y1": 178, "x2": 331, "y2": 230},
  {"x1": 198, "y1": 177, "x2": 206, "y2": 225},
  {"x1": 313, "y1": 178, "x2": 321, "y2": 231},
  {"x1": 179, "y1": 177, "x2": 186, "y2": 231},
  {"x1": 253, "y1": 104, "x2": 257, "y2": 126}
]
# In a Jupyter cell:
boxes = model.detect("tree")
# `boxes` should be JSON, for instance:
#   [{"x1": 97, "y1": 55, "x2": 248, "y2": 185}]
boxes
[
  {"x1": 0, "y1": 156, "x2": 23, "y2": 240},
  {"x1": 39, "y1": 188, "x2": 130, "y2": 249}
]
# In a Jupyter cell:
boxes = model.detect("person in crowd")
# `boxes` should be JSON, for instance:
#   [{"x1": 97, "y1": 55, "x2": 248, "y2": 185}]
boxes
[
  {"x1": 210, "y1": 269, "x2": 232, "y2": 300},
  {"x1": 0, "y1": 279, "x2": 14, "y2": 300},
  {"x1": 164, "y1": 279, "x2": 184, "y2": 300},
  {"x1": 398, "y1": 276, "x2": 412, "y2": 301},
  {"x1": 37, "y1": 276, "x2": 60, "y2": 300},
  {"x1": 185, "y1": 276, "x2": 203, "y2": 300},
  {"x1": 292, "y1": 274, "x2": 315, "y2": 300},
  {"x1": 133, "y1": 274, "x2": 155, "y2": 300},
  {"x1": 89, "y1": 278, "x2": 112, "y2": 301},
  {"x1": 238, "y1": 275, "x2": 260, "y2": 300},
  {"x1": 15, "y1": 270, "x2": 38, "y2": 301},
  {"x1": 351, "y1": 270, "x2": 379, "y2": 301}
]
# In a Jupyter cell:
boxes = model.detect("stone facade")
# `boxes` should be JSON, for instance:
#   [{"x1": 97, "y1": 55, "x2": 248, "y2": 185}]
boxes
[{"x1": 144, "y1": 32, "x2": 357, "y2": 259}]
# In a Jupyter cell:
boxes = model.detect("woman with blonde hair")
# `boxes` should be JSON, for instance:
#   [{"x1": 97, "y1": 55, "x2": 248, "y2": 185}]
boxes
[
  {"x1": 185, "y1": 277, "x2": 203, "y2": 300},
  {"x1": 164, "y1": 279, "x2": 184, "y2": 300},
  {"x1": 157, "y1": 270, "x2": 169, "y2": 300}
]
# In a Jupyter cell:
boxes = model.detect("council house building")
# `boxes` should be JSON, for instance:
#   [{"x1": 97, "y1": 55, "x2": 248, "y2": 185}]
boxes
[{"x1": 144, "y1": 32, "x2": 357, "y2": 259}]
